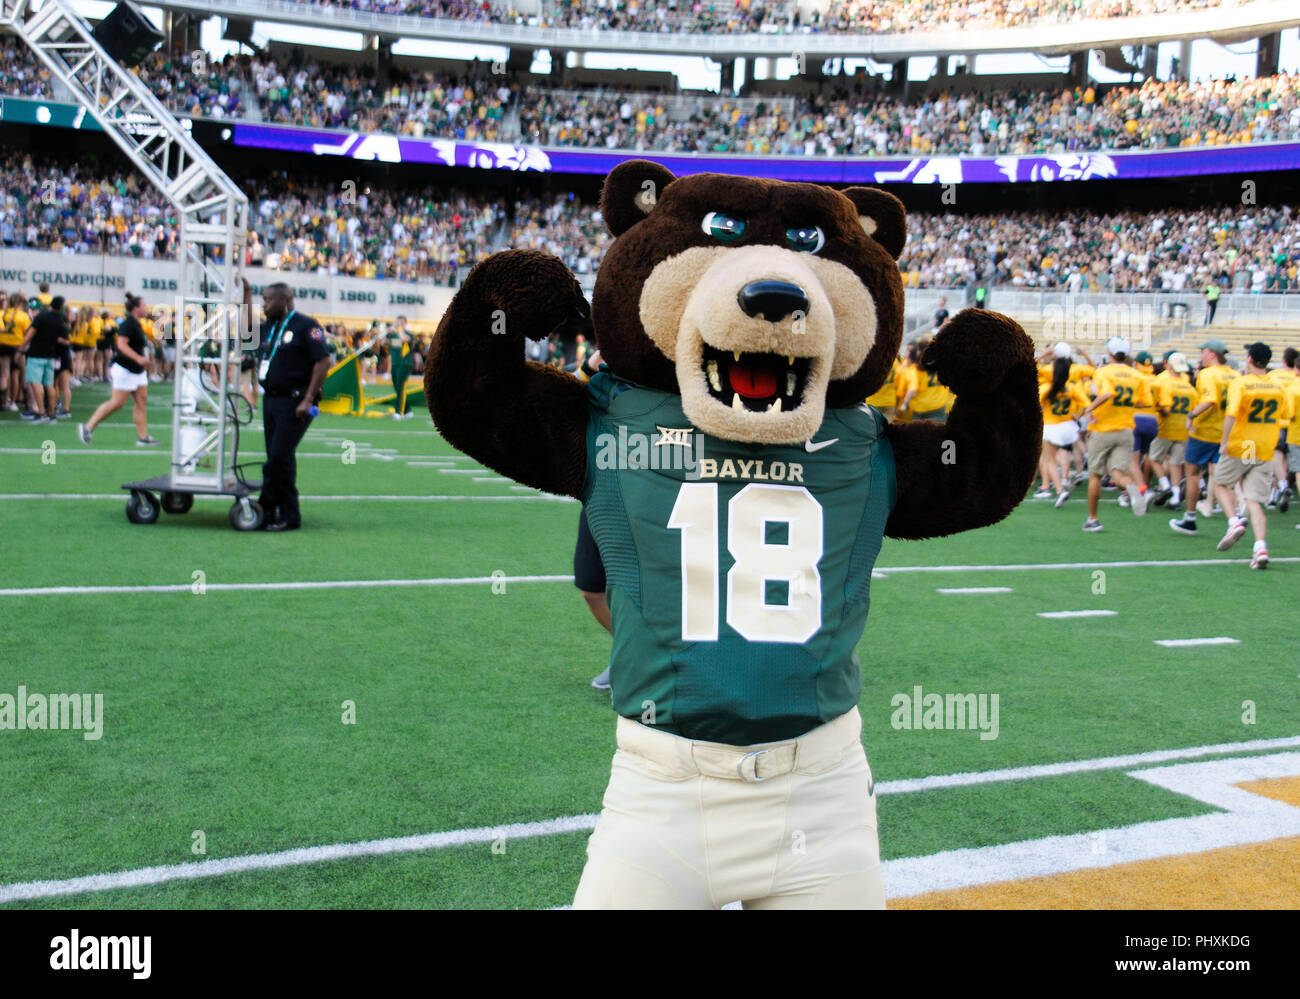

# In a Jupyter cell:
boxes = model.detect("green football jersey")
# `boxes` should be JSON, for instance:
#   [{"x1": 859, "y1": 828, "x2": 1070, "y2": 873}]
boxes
[{"x1": 582, "y1": 372, "x2": 897, "y2": 745}]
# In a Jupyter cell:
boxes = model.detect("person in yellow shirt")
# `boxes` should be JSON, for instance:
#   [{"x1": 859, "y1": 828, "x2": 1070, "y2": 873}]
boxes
[
  {"x1": 865, "y1": 356, "x2": 900, "y2": 419},
  {"x1": 1131, "y1": 350, "x2": 1160, "y2": 491},
  {"x1": 892, "y1": 354, "x2": 914, "y2": 423},
  {"x1": 87, "y1": 311, "x2": 104, "y2": 382},
  {"x1": 1285, "y1": 373, "x2": 1300, "y2": 527},
  {"x1": 0, "y1": 292, "x2": 30, "y2": 412},
  {"x1": 1038, "y1": 357, "x2": 1091, "y2": 508},
  {"x1": 95, "y1": 309, "x2": 115, "y2": 384},
  {"x1": 1170, "y1": 338, "x2": 1237, "y2": 536},
  {"x1": 1149, "y1": 351, "x2": 1198, "y2": 509},
  {"x1": 1035, "y1": 343, "x2": 1095, "y2": 458},
  {"x1": 897, "y1": 340, "x2": 950, "y2": 423},
  {"x1": 1266, "y1": 346, "x2": 1298, "y2": 511},
  {"x1": 1075, "y1": 337, "x2": 1154, "y2": 532},
  {"x1": 1211, "y1": 342, "x2": 1293, "y2": 568}
]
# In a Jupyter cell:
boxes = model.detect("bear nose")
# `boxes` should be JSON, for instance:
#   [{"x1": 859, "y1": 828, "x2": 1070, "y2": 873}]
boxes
[{"x1": 737, "y1": 281, "x2": 809, "y2": 323}]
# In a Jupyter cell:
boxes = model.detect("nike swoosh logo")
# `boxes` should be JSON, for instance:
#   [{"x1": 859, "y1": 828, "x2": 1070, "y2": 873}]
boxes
[{"x1": 805, "y1": 438, "x2": 838, "y2": 453}]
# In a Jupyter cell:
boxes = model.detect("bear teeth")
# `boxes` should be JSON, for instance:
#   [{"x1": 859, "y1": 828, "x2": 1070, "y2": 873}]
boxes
[
  {"x1": 787, "y1": 356, "x2": 795, "y2": 365},
  {"x1": 786, "y1": 373, "x2": 796, "y2": 397},
  {"x1": 733, "y1": 350, "x2": 742, "y2": 362},
  {"x1": 707, "y1": 360, "x2": 721, "y2": 392},
  {"x1": 731, "y1": 392, "x2": 745, "y2": 411},
  {"x1": 767, "y1": 398, "x2": 782, "y2": 413}
]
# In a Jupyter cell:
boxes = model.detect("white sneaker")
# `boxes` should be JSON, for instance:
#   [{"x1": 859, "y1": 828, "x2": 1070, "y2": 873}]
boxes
[
  {"x1": 1196, "y1": 499, "x2": 1214, "y2": 518},
  {"x1": 1118, "y1": 491, "x2": 1130, "y2": 508},
  {"x1": 1251, "y1": 547, "x2": 1269, "y2": 570},
  {"x1": 1033, "y1": 488, "x2": 1053, "y2": 499},
  {"x1": 1217, "y1": 517, "x2": 1247, "y2": 552},
  {"x1": 1126, "y1": 484, "x2": 1148, "y2": 517}
]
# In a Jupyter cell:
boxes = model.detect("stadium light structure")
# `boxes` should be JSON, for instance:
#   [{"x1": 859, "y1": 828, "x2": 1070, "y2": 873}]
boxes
[{"x1": 0, "y1": 0, "x2": 261, "y2": 528}]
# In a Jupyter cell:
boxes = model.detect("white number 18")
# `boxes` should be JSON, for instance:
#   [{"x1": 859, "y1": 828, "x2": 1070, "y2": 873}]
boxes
[{"x1": 667, "y1": 482, "x2": 824, "y2": 644}]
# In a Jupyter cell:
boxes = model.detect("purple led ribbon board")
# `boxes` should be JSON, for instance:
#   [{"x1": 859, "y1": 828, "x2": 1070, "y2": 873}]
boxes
[{"x1": 231, "y1": 123, "x2": 1300, "y2": 183}]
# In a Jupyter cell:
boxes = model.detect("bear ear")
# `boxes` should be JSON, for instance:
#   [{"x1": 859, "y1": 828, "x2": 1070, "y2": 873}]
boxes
[
  {"x1": 601, "y1": 160, "x2": 677, "y2": 237},
  {"x1": 840, "y1": 187, "x2": 906, "y2": 260}
]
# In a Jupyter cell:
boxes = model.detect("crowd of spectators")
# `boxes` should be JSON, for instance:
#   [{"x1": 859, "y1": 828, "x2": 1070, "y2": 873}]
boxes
[
  {"x1": 7, "y1": 35, "x2": 1299, "y2": 156},
  {"x1": 5, "y1": 150, "x2": 1297, "y2": 292},
  {"x1": 230, "y1": 0, "x2": 1264, "y2": 35},
  {"x1": 0, "y1": 153, "x2": 499, "y2": 282},
  {"x1": 900, "y1": 205, "x2": 1300, "y2": 292},
  {"x1": 521, "y1": 74, "x2": 1300, "y2": 155},
  {"x1": 507, "y1": 192, "x2": 610, "y2": 274}
]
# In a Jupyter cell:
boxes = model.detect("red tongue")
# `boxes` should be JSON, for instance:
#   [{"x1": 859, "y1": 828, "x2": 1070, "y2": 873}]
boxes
[{"x1": 728, "y1": 360, "x2": 778, "y2": 399}]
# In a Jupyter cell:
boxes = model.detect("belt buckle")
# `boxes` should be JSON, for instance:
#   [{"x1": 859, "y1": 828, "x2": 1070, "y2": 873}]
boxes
[{"x1": 737, "y1": 750, "x2": 769, "y2": 783}]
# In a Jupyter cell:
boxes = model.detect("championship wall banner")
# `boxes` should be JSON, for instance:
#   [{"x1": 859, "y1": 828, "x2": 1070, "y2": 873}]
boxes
[{"x1": 0, "y1": 248, "x2": 455, "y2": 323}]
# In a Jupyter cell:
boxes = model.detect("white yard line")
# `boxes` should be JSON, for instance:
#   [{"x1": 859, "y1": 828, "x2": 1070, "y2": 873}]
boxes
[
  {"x1": 1037, "y1": 610, "x2": 1118, "y2": 619},
  {"x1": 1154, "y1": 637, "x2": 1241, "y2": 647},
  {"x1": 0, "y1": 574, "x2": 576, "y2": 598},
  {"x1": 936, "y1": 586, "x2": 1013, "y2": 594},
  {"x1": 0, "y1": 814, "x2": 601, "y2": 905},
  {"x1": 0, "y1": 551, "x2": 1289, "y2": 597},
  {"x1": 2, "y1": 736, "x2": 1297, "y2": 904}
]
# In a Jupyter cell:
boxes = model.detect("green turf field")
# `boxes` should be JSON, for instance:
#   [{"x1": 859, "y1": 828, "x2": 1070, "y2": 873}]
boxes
[{"x1": 2, "y1": 382, "x2": 1298, "y2": 909}]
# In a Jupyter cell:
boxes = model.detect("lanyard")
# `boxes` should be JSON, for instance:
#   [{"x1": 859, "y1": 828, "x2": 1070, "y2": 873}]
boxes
[{"x1": 264, "y1": 310, "x2": 296, "y2": 364}]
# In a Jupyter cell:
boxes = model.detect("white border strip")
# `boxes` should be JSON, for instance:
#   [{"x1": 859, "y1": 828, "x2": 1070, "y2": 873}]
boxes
[
  {"x1": 936, "y1": 586, "x2": 1013, "y2": 594},
  {"x1": 885, "y1": 752, "x2": 1300, "y2": 899},
  {"x1": 876, "y1": 734, "x2": 1300, "y2": 794}
]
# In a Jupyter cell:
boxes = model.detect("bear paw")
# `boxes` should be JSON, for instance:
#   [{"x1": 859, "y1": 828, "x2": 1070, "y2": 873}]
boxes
[
  {"x1": 921, "y1": 309, "x2": 1034, "y2": 398},
  {"x1": 462, "y1": 249, "x2": 590, "y2": 344}
]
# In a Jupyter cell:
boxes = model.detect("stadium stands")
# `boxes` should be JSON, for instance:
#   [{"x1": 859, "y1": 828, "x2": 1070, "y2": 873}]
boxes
[
  {"x1": 4, "y1": 149, "x2": 1296, "y2": 294},
  {"x1": 0, "y1": 152, "x2": 499, "y2": 282},
  {"x1": 217, "y1": 0, "x2": 1271, "y2": 35},
  {"x1": 6, "y1": 38, "x2": 1298, "y2": 155}
]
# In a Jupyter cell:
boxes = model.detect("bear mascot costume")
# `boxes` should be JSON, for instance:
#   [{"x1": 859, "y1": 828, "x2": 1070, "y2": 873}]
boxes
[{"x1": 427, "y1": 161, "x2": 1041, "y2": 908}]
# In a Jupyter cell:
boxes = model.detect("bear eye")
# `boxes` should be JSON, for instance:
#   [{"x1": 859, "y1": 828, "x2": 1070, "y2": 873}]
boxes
[
  {"x1": 702, "y1": 212, "x2": 746, "y2": 243},
  {"x1": 786, "y1": 226, "x2": 825, "y2": 254}
]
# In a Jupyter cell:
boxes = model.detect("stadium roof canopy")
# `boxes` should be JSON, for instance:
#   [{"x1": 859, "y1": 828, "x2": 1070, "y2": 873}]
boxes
[{"x1": 151, "y1": 0, "x2": 1300, "y2": 60}]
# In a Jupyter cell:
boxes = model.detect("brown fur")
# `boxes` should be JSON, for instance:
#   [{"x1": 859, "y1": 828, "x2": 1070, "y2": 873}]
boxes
[{"x1": 426, "y1": 161, "x2": 1041, "y2": 538}]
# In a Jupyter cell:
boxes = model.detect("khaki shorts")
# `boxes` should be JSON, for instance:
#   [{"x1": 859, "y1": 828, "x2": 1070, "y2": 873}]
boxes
[
  {"x1": 1087, "y1": 429, "x2": 1133, "y2": 476},
  {"x1": 1214, "y1": 456, "x2": 1273, "y2": 504},
  {"x1": 573, "y1": 707, "x2": 882, "y2": 910},
  {"x1": 1149, "y1": 436, "x2": 1186, "y2": 465}
]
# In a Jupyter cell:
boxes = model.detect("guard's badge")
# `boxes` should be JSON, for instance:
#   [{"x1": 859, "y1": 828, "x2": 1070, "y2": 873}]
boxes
[{"x1": 283, "y1": 331, "x2": 294, "y2": 344}]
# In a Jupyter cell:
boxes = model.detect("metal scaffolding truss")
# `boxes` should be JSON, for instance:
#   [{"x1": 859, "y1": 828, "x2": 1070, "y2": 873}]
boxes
[{"x1": 1, "y1": 0, "x2": 252, "y2": 496}]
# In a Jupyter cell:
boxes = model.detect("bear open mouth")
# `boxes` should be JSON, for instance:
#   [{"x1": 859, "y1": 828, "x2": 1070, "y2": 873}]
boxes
[{"x1": 701, "y1": 344, "x2": 811, "y2": 414}]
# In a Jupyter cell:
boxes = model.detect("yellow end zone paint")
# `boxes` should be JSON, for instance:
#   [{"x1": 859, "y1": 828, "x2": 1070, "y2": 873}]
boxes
[
  {"x1": 894, "y1": 773, "x2": 1300, "y2": 909},
  {"x1": 1235, "y1": 776, "x2": 1300, "y2": 808},
  {"x1": 892, "y1": 837, "x2": 1300, "y2": 909}
]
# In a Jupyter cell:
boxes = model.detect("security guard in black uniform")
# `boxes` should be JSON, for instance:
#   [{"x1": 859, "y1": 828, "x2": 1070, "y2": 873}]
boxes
[{"x1": 243, "y1": 279, "x2": 330, "y2": 531}]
